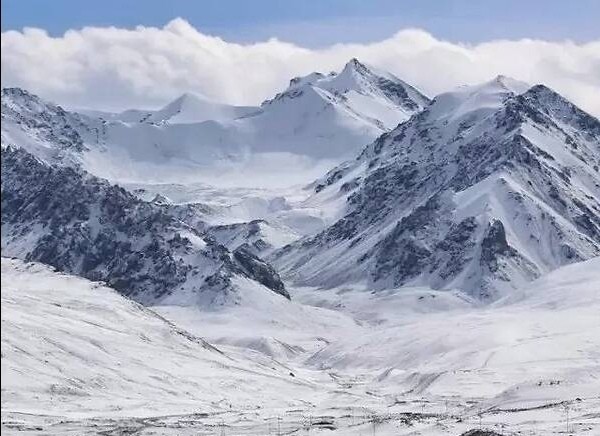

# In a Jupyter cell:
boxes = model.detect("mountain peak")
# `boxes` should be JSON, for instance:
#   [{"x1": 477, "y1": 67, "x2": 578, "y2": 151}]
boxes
[
  {"x1": 487, "y1": 75, "x2": 530, "y2": 95},
  {"x1": 347, "y1": 57, "x2": 366, "y2": 68},
  {"x1": 2, "y1": 87, "x2": 33, "y2": 98},
  {"x1": 428, "y1": 76, "x2": 530, "y2": 122},
  {"x1": 493, "y1": 74, "x2": 510, "y2": 84},
  {"x1": 170, "y1": 91, "x2": 211, "y2": 106},
  {"x1": 1, "y1": 88, "x2": 73, "y2": 121},
  {"x1": 522, "y1": 83, "x2": 565, "y2": 102},
  {"x1": 341, "y1": 57, "x2": 371, "y2": 76},
  {"x1": 288, "y1": 72, "x2": 325, "y2": 90},
  {"x1": 1, "y1": 87, "x2": 46, "y2": 109},
  {"x1": 153, "y1": 91, "x2": 258, "y2": 124}
]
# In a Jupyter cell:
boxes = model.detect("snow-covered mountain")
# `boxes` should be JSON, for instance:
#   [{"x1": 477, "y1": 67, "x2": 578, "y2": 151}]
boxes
[
  {"x1": 1, "y1": 146, "x2": 289, "y2": 305},
  {"x1": 1, "y1": 87, "x2": 251, "y2": 183},
  {"x1": 1, "y1": 60, "x2": 429, "y2": 186},
  {"x1": 0, "y1": 258, "x2": 317, "y2": 421},
  {"x1": 3, "y1": 74, "x2": 599, "y2": 302},
  {"x1": 273, "y1": 76, "x2": 600, "y2": 299},
  {"x1": 254, "y1": 58, "x2": 430, "y2": 158},
  {"x1": 3, "y1": 75, "x2": 598, "y2": 300},
  {"x1": 266, "y1": 58, "x2": 429, "y2": 128}
]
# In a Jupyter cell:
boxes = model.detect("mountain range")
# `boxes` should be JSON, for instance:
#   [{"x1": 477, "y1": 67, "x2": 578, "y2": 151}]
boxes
[
  {"x1": 2, "y1": 59, "x2": 429, "y2": 186},
  {"x1": 2, "y1": 58, "x2": 600, "y2": 435},
  {"x1": 3, "y1": 62, "x2": 600, "y2": 303}
]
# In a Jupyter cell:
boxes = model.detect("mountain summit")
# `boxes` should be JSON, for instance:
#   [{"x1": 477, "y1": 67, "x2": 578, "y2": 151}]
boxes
[
  {"x1": 263, "y1": 58, "x2": 430, "y2": 131},
  {"x1": 273, "y1": 78, "x2": 600, "y2": 299}
]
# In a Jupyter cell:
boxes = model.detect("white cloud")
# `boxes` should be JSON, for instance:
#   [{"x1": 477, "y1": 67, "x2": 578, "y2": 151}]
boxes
[{"x1": 2, "y1": 18, "x2": 599, "y2": 116}]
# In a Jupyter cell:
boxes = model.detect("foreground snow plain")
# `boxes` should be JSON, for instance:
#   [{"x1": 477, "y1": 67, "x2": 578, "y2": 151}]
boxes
[{"x1": 2, "y1": 257, "x2": 599, "y2": 435}]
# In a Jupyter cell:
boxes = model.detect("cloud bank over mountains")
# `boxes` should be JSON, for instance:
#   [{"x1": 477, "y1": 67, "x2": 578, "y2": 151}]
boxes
[{"x1": 2, "y1": 18, "x2": 599, "y2": 115}]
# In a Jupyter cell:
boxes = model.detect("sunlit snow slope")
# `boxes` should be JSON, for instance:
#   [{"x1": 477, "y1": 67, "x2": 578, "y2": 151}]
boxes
[
  {"x1": 0, "y1": 258, "x2": 320, "y2": 419},
  {"x1": 2, "y1": 258, "x2": 599, "y2": 435}
]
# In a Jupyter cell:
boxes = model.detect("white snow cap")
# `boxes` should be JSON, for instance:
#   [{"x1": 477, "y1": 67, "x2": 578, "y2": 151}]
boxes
[{"x1": 429, "y1": 74, "x2": 531, "y2": 121}]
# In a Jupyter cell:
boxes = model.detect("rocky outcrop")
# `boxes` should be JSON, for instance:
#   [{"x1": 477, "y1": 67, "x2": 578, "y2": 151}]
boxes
[
  {"x1": 1, "y1": 146, "x2": 289, "y2": 305},
  {"x1": 233, "y1": 244, "x2": 289, "y2": 299}
]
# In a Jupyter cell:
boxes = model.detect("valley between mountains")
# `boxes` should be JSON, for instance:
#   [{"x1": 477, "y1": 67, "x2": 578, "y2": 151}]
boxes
[{"x1": 2, "y1": 59, "x2": 599, "y2": 435}]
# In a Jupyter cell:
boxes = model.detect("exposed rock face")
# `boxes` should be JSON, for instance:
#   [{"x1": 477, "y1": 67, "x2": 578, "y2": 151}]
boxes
[
  {"x1": 1, "y1": 87, "x2": 89, "y2": 154},
  {"x1": 273, "y1": 79, "x2": 600, "y2": 299},
  {"x1": 1, "y1": 146, "x2": 288, "y2": 305},
  {"x1": 233, "y1": 244, "x2": 289, "y2": 299},
  {"x1": 208, "y1": 220, "x2": 271, "y2": 254},
  {"x1": 460, "y1": 430, "x2": 505, "y2": 436}
]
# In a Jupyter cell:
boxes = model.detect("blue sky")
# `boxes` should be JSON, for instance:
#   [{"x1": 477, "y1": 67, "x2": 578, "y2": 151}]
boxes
[{"x1": 2, "y1": 0, "x2": 599, "y2": 46}]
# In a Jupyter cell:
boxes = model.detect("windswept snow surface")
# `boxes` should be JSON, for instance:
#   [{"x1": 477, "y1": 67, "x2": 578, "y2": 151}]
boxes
[
  {"x1": 0, "y1": 258, "x2": 344, "y2": 433},
  {"x1": 3, "y1": 258, "x2": 599, "y2": 435}
]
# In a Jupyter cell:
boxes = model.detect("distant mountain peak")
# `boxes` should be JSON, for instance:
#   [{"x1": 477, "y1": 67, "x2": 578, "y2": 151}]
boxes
[
  {"x1": 2, "y1": 86, "x2": 54, "y2": 110},
  {"x1": 288, "y1": 72, "x2": 325, "y2": 89},
  {"x1": 2, "y1": 87, "x2": 34, "y2": 98},
  {"x1": 450, "y1": 75, "x2": 530, "y2": 99},
  {"x1": 171, "y1": 91, "x2": 210, "y2": 104},
  {"x1": 492, "y1": 74, "x2": 513, "y2": 85},
  {"x1": 487, "y1": 74, "x2": 530, "y2": 94},
  {"x1": 261, "y1": 61, "x2": 429, "y2": 133},
  {"x1": 144, "y1": 91, "x2": 259, "y2": 124},
  {"x1": 427, "y1": 75, "x2": 531, "y2": 123},
  {"x1": 342, "y1": 57, "x2": 371, "y2": 74},
  {"x1": 335, "y1": 58, "x2": 377, "y2": 84},
  {"x1": 324, "y1": 59, "x2": 431, "y2": 113}
]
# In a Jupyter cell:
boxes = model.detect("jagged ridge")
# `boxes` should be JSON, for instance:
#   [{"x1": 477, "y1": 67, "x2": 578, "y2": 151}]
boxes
[
  {"x1": 1, "y1": 146, "x2": 289, "y2": 305},
  {"x1": 273, "y1": 80, "x2": 600, "y2": 299}
]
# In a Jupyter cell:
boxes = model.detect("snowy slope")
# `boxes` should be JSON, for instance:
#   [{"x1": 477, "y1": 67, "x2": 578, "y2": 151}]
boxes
[
  {"x1": 158, "y1": 258, "x2": 600, "y2": 435},
  {"x1": 273, "y1": 77, "x2": 600, "y2": 299},
  {"x1": 0, "y1": 258, "x2": 322, "y2": 421},
  {"x1": 303, "y1": 258, "x2": 600, "y2": 382},
  {"x1": 4, "y1": 256, "x2": 597, "y2": 434}
]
